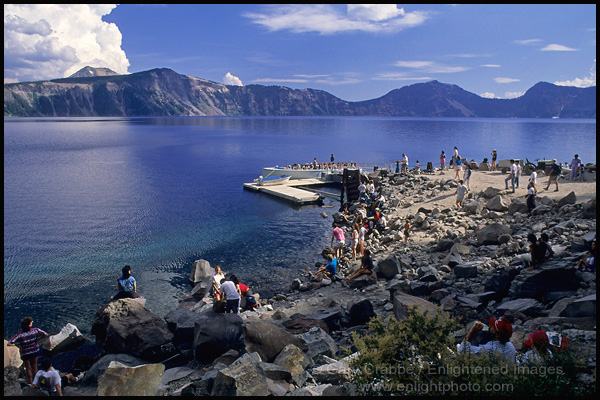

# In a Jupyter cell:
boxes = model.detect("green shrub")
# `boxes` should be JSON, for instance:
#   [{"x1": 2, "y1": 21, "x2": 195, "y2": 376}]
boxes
[{"x1": 347, "y1": 307, "x2": 594, "y2": 396}]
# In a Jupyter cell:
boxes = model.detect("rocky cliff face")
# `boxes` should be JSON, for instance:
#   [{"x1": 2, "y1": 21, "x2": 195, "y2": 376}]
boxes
[{"x1": 3, "y1": 67, "x2": 596, "y2": 118}]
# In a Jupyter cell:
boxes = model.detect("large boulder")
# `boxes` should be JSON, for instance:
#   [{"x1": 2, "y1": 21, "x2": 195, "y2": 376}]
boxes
[
  {"x1": 4, "y1": 365, "x2": 22, "y2": 396},
  {"x1": 476, "y1": 223, "x2": 511, "y2": 245},
  {"x1": 485, "y1": 195, "x2": 509, "y2": 212},
  {"x1": 482, "y1": 186, "x2": 503, "y2": 198},
  {"x1": 376, "y1": 256, "x2": 402, "y2": 279},
  {"x1": 97, "y1": 360, "x2": 164, "y2": 396},
  {"x1": 347, "y1": 272, "x2": 378, "y2": 288},
  {"x1": 557, "y1": 191, "x2": 577, "y2": 208},
  {"x1": 211, "y1": 360, "x2": 270, "y2": 396},
  {"x1": 4, "y1": 340, "x2": 22, "y2": 369},
  {"x1": 164, "y1": 308, "x2": 205, "y2": 353},
  {"x1": 39, "y1": 323, "x2": 86, "y2": 356},
  {"x1": 189, "y1": 259, "x2": 214, "y2": 287},
  {"x1": 508, "y1": 262, "x2": 580, "y2": 300},
  {"x1": 496, "y1": 298, "x2": 544, "y2": 317},
  {"x1": 508, "y1": 199, "x2": 529, "y2": 215},
  {"x1": 80, "y1": 353, "x2": 147, "y2": 387},
  {"x1": 273, "y1": 344, "x2": 312, "y2": 376},
  {"x1": 392, "y1": 291, "x2": 440, "y2": 321},
  {"x1": 560, "y1": 294, "x2": 596, "y2": 318},
  {"x1": 91, "y1": 298, "x2": 175, "y2": 361},
  {"x1": 299, "y1": 327, "x2": 338, "y2": 359},
  {"x1": 347, "y1": 299, "x2": 376, "y2": 326},
  {"x1": 244, "y1": 321, "x2": 308, "y2": 362},
  {"x1": 193, "y1": 312, "x2": 244, "y2": 364}
]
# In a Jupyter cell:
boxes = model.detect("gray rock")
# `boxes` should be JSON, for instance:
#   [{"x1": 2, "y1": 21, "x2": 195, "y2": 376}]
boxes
[
  {"x1": 392, "y1": 291, "x2": 439, "y2": 321},
  {"x1": 560, "y1": 294, "x2": 596, "y2": 318},
  {"x1": 476, "y1": 223, "x2": 511, "y2": 245},
  {"x1": 97, "y1": 360, "x2": 164, "y2": 396},
  {"x1": 482, "y1": 186, "x2": 503, "y2": 198},
  {"x1": 347, "y1": 271, "x2": 378, "y2": 288},
  {"x1": 91, "y1": 298, "x2": 175, "y2": 362},
  {"x1": 39, "y1": 323, "x2": 86, "y2": 356},
  {"x1": 193, "y1": 313, "x2": 244, "y2": 364},
  {"x1": 300, "y1": 327, "x2": 339, "y2": 359},
  {"x1": 496, "y1": 298, "x2": 544, "y2": 316},
  {"x1": 211, "y1": 360, "x2": 270, "y2": 396},
  {"x1": 486, "y1": 195, "x2": 510, "y2": 211},
  {"x1": 557, "y1": 191, "x2": 577, "y2": 208},
  {"x1": 376, "y1": 256, "x2": 402, "y2": 279},
  {"x1": 244, "y1": 321, "x2": 308, "y2": 363},
  {"x1": 453, "y1": 263, "x2": 478, "y2": 279},
  {"x1": 348, "y1": 299, "x2": 376, "y2": 326},
  {"x1": 189, "y1": 259, "x2": 214, "y2": 286}
]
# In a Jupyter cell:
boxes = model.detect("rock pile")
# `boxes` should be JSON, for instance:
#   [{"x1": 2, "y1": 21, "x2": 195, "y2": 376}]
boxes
[{"x1": 4, "y1": 168, "x2": 595, "y2": 396}]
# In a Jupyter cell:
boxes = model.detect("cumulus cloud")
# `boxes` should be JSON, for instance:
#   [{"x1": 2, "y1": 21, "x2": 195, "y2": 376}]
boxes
[
  {"x1": 480, "y1": 92, "x2": 497, "y2": 99},
  {"x1": 223, "y1": 72, "x2": 243, "y2": 86},
  {"x1": 513, "y1": 38, "x2": 542, "y2": 45},
  {"x1": 243, "y1": 4, "x2": 429, "y2": 34},
  {"x1": 4, "y1": 4, "x2": 129, "y2": 83},
  {"x1": 504, "y1": 91, "x2": 524, "y2": 99},
  {"x1": 554, "y1": 59, "x2": 596, "y2": 88},
  {"x1": 541, "y1": 44, "x2": 578, "y2": 51}
]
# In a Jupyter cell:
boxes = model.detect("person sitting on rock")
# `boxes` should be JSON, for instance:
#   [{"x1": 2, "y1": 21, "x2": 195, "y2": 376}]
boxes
[
  {"x1": 314, "y1": 254, "x2": 337, "y2": 280},
  {"x1": 457, "y1": 317, "x2": 516, "y2": 363},
  {"x1": 345, "y1": 249, "x2": 374, "y2": 281},
  {"x1": 31, "y1": 358, "x2": 63, "y2": 396},
  {"x1": 111, "y1": 265, "x2": 140, "y2": 301},
  {"x1": 526, "y1": 233, "x2": 553, "y2": 271},
  {"x1": 576, "y1": 240, "x2": 596, "y2": 272},
  {"x1": 517, "y1": 330, "x2": 552, "y2": 365}
]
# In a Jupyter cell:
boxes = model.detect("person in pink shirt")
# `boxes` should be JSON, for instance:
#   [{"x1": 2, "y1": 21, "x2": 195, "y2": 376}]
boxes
[{"x1": 331, "y1": 223, "x2": 346, "y2": 259}]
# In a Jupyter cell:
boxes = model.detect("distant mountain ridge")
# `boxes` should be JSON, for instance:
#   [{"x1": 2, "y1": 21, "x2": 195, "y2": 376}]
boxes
[{"x1": 4, "y1": 66, "x2": 596, "y2": 118}]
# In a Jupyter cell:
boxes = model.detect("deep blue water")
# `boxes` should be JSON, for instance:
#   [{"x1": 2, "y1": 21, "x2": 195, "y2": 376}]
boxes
[{"x1": 4, "y1": 116, "x2": 596, "y2": 338}]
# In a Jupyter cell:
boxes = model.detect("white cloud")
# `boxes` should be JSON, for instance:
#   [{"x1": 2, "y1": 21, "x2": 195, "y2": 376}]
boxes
[
  {"x1": 514, "y1": 38, "x2": 542, "y2": 45},
  {"x1": 243, "y1": 4, "x2": 429, "y2": 34},
  {"x1": 394, "y1": 60, "x2": 469, "y2": 74},
  {"x1": 494, "y1": 77, "x2": 520, "y2": 84},
  {"x1": 541, "y1": 44, "x2": 578, "y2": 51},
  {"x1": 223, "y1": 72, "x2": 243, "y2": 86},
  {"x1": 504, "y1": 91, "x2": 524, "y2": 99},
  {"x1": 481, "y1": 64, "x2": 501, "y2": 68},
  {"x1": 4, "y1": 4, "x2": 129, "y2": 83},
  {"x1": 554, "y1": 59, "x2": 596, "y2": 88},
  {"x1": 480, "y1": 92, "x2": 497, "y2": 99},
  {"x1": 373, "y1": 72, "x2": 433, "y2": 81}
]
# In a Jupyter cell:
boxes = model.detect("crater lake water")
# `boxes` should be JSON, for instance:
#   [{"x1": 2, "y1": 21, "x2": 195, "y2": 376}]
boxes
[{"x1": 4, "y1": 116, "x2": 596, "y2": 338}]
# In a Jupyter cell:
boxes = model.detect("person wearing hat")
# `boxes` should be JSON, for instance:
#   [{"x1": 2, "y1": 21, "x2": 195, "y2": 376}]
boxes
[
  {"x1": 569, "y1": 154, "x2": 582, "y2": 180},
  {"x1": 457, "y1": 317, "x2": 516, "y2": 363},
  {"x1": 517, "y1": 330, "x2": 552, "y2": 364},
  {"x1": 543, "y1": 159, "x2": 561, "y2": 191}
]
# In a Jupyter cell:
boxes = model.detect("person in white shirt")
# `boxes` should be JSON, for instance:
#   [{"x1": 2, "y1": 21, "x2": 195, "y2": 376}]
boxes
[
  {"x1": 212, "y1": 265, "x2": 225, "y2": 301},
  {"x1": 32, "y1": 359, "x2": 63, "y2": 396},
  {"x1": 505, "y1": 159, "x2": 517, "y2": 193},
  {"x1": 515, "y1": 162, "x2": 522, "y2": 189},
  {"x1": 457, "y1": 317, "x2": 516, "y2": 363},
  {"x1": 529, "y1": 170, "x2": 537, "y2": 191},
  {"x1": 220, "y1": 275, "x2": 241, "y2": 313},
  {"x1": 455, "y1": 179, "x2": 468, "y2": 208},
  {"x1": 401, "y1": 153, "x2": 409, "y2": 173}
]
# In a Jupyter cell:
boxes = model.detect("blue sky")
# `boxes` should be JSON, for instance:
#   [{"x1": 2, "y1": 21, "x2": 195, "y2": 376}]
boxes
[{"x1": 4, "y1": 4, "x2": 596, "y2": 101}]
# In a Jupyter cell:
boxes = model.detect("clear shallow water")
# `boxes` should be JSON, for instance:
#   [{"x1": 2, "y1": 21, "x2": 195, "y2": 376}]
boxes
[{"x1": 4, "y1": 116, "x2": 596, "y2": 337}]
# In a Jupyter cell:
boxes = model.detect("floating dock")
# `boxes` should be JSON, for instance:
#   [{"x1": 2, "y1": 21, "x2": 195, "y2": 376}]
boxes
[{"x1": 243, "y1": 178, "x2": 328, "y2": 205}]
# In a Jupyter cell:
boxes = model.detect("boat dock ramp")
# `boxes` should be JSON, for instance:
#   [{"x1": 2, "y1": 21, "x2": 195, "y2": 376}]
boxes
[{"x1": 243, "y1": 178, "x2": 331, "y2": 205}]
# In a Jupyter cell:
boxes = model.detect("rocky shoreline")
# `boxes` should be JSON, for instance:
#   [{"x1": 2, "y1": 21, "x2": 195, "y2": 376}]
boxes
[{"x1": 4, "y1": 165, "x2": 596, "y2": 396}]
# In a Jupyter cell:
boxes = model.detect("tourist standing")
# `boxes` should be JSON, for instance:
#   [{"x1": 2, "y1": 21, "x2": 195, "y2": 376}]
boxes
[
  {"x1": 529, "y1": 169, "x2": 538, "y2": 192},
  {"x1": 453, "y1": 155, "x2": 462, "y2": 179},
  {"x1": 452, "y1": 146, "x2": 459, "y2": 166},
  {"x1": 331, "y1": 223, "x2": 346, "y2": 259},
  {"x1": 401, "y1": 153, "x2": 408, "y2": 173},
  {"x1": 403, "y1": 220, "x2": 412, "y2": 243},
  {"x1": 8, "y1": 317, "x2": 48, "y2": 384},
  {"x1": 515, "y1": 161, "x2": 522, "y2": 189},
  {"x1": 543, "y1": 159, "x2": 560, "y2": 192},
  {"x1": 111, "y1": 265, "x2": 140, "y2": 301},
  {"x1": 330, "y1": 153, "x2": 335, "y2": 163},
  {"x1": 491, "y1": 149, "x2": 497, "y2": 171},
  {"x1": 505, "y1": 159, "x2": 517, "y2": 193},
  {"x1": 349, "y1": 223, "x2": 359, "y2": 260},
  {"x1": 220, "y1": 275, "x2": 241, "y2": 313},
  {"x1": 212, "y1": 265, "x2": 225, "y2": 301},
  {"x1": 463, "y1": 164, "x2": 472, "y2": 191},
  {"x1": 358, "y1": 223, "x2": 367, "y2": 255},
  {"x1": 439, "y1": 150, "x2": 446, "y2": 171},
  {"x1": 455, "y1": 179, "x2": 468, "y2": 208},
  {"x1": 569, "y1": 154, "x2": 581, "y2": 180},
  {"x1": 525, "y1": 182, "x2": 536, "y2": 216}
]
